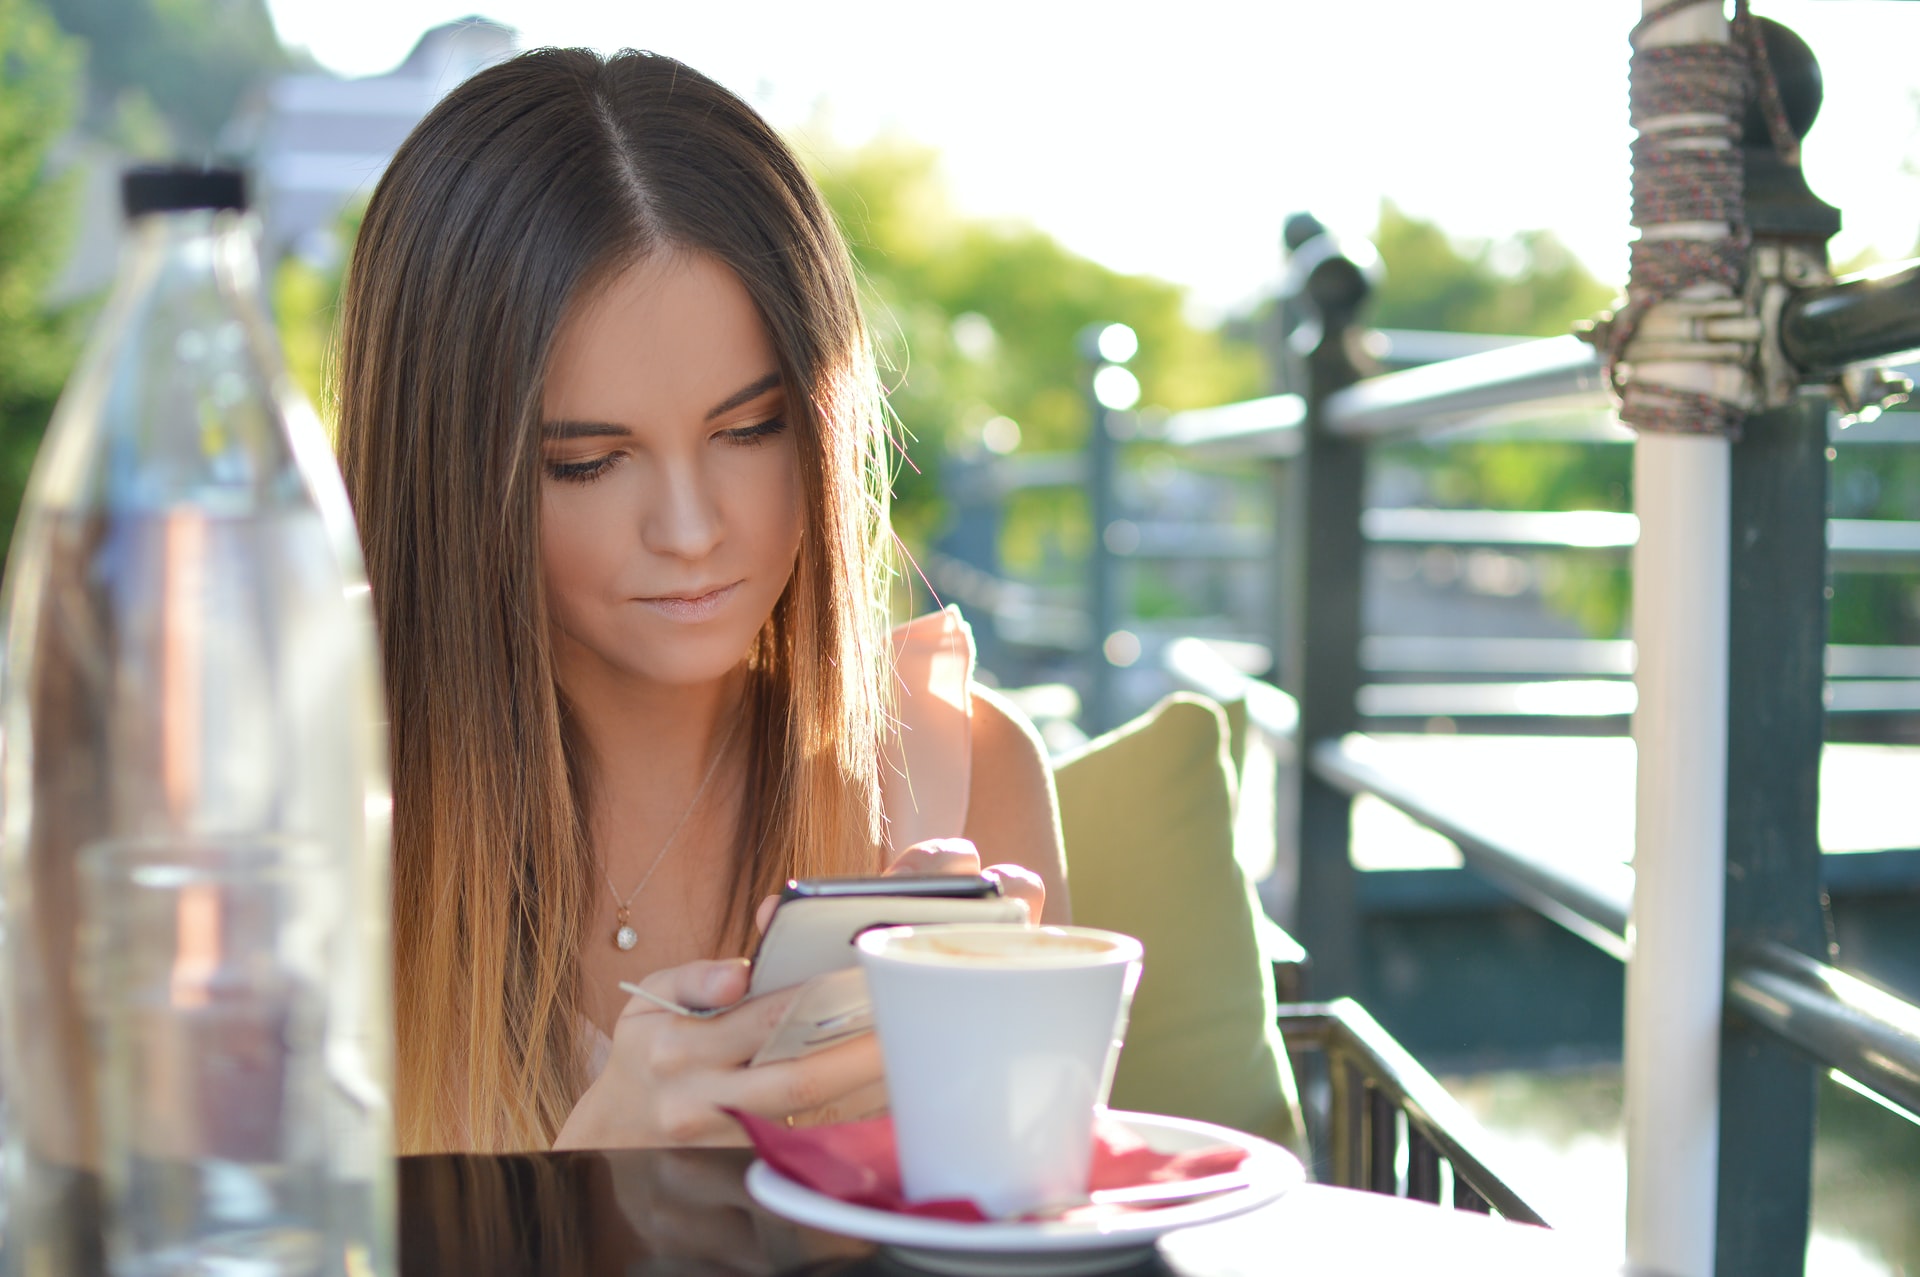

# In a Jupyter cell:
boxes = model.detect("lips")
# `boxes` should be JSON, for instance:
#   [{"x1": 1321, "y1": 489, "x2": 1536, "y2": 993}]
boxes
[{"x1": 636, "y1": 581, "x2": 740, "y2": 622}]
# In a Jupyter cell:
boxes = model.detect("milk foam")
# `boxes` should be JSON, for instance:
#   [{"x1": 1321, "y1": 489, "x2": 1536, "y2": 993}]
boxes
[{"x1": 861, "y1": 924, "x2": 1140, "y2": 969}]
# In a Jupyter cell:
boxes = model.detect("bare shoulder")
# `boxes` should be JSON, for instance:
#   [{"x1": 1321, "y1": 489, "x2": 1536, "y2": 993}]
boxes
[
  {"x1": 969, "y1": 682, "x2": 1050, "y2": 774},
  {"x1": 965, "y1": 682, "x2": 1071, "y2": 923}
]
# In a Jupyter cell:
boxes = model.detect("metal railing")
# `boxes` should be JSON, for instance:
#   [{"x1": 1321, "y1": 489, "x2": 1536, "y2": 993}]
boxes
[
  {"x1": 1279, "y1": 998, "x2": 1547, "y2": 1223},
  {"x1": 1149, "y1": 199, "x2": 1920, "y2": 1271},
  {"x1": 936, "y1": 370, "x2": 1920, "y2": 733}
]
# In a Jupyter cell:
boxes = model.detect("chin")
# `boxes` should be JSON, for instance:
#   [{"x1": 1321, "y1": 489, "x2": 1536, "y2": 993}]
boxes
[{"x1": 622, "y1": 621, "x2": 764, "y2": 688}]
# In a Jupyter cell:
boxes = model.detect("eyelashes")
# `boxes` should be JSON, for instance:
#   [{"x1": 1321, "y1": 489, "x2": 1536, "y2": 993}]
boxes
[
  {"x1": 546, "y1": 455, "x2": 619, "y2": 484},
  {"x1": 542, "y1": 418, "x2": 789, "y2": 485},
  {"x1": 724, "y1": 417, "x2": 787, "y2": 444}
]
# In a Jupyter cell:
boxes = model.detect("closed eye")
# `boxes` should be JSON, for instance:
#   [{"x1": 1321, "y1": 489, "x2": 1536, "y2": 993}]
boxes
[
  {"x1": 721, "y1": 417, "x2": 787, "y2": 445},
  {"x1": 545, "y1": 453, "x2": 622, "y2": 484}
]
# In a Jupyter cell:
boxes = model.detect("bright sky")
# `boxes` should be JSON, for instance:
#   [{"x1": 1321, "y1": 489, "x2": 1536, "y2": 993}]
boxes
[{"x1": 265, "y1": 0, "x2": 1920, "y2": 322}]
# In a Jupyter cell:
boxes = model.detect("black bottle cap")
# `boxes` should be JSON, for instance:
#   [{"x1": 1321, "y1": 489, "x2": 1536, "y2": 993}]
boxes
[{"x1": 121, "y1": 166, "x2": 248, "y2": 218}]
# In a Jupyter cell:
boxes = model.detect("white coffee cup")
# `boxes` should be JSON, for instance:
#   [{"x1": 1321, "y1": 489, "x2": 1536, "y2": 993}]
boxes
[{"x1": 855, "y1": 923, "x2": 1143, "y2": 1219}]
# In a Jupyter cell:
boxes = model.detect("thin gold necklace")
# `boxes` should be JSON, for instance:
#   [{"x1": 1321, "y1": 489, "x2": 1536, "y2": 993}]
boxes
[{"x1": 601, "y1": 708, "x2": 744, "y2": 952}]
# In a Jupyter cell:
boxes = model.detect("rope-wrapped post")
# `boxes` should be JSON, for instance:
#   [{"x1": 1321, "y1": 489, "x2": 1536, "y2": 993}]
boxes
[
  {"x1": 1603, "y1": 6, "x2": 1836, "y2": 1277},
  {"x1": 1613, "y1": 6, "x2": 1745, "y2": 1277}
]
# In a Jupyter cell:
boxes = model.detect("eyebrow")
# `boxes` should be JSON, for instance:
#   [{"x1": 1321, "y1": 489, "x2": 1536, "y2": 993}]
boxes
[
  {"x1": 543, "y1": 420, "x2": 630, "y2": 440},
  {"x1": 703, "y1": 371, "x2": 783, "y2": 422},
  {"x1": 542, "y1": 372, "x2": 783, "y2": 439}
]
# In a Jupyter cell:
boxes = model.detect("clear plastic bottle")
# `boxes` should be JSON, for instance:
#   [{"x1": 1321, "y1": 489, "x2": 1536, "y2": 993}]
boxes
[{"x1": 0, "y1": 168, "x2": 393, "y2": 1276}]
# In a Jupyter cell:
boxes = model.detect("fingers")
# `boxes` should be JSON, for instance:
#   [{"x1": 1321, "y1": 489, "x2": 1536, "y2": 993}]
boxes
[
  {"x1": 723, "y1": 1032, "x2": 886, "y2": 1124},
  {"x1": 621, "y1": 983, "x2": 807, "y2": 1073},
  {"x1": 621, "y1": 958, "x2": 751, "y2": 1019},
  {"x1": 754, "y1": 894, "x2": 779, "y2": 936},
  {"x1": 883, "y1": 836, "x2": 981, "y2": 878},
  {"x1": 984, "y1": 862, "x2": 1046, "y2": 924},
  {"x1": 791, "y1": 1076, "x2": 889, "y2": 1128}
]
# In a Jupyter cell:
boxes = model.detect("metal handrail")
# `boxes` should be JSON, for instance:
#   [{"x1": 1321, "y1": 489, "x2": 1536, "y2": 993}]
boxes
[
  {"x1": 1365, "y1": 508, "x2": 1920, "y2": 566},
  {"x1": 1309, "y1": 724, "x2": 1920, "y2": 1125},
  {"x1": 1307, "y1": 735, "x2": 1633, "y2": 959},
  {"x1": 1166, "y1": 636, "x2": 1920, "y2": 1183},
  {"x1": 1361, "y1": 637, "x2": 1920, "y2": 679},
  {"x1": 1162, "y1": 393, "x2": 1305, "y2": 459},
  {"x1": 1306, "y1": 729, "x2": 1920, "y2": 1120},
  {"x1": 1323, "y1": 335, "x2": 1609, "y2": 442},
  {"x1": 1782, "y1": 259, "x2": 1920, "y2": 375},
  {"x1": 1279, "y1": 998, "x2": 1548, "y2": 1224},
  {"x1": 1726, "y1": 941, "x2": 1920, "y2": 1117}
]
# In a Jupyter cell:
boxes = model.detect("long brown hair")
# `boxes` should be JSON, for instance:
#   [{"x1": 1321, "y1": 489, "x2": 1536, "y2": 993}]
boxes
[{"x1": 334, "y1": 48, "x2": 893, "y2": 1153}]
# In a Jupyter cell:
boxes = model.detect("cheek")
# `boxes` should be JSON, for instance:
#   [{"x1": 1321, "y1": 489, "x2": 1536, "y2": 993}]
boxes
[
  {"x1": 538, "y1": 488, "x2": 617, "y2": 622},
  {"x1": 773, "y1": 450, "x2": 806, "y2": 566},
  {"x1": 730, "y1": 445, "x2": 805, "y2": 571}
]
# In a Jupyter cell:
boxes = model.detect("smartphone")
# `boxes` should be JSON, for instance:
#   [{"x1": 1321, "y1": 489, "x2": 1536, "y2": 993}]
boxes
[{"x1": 745, "y1": 873, "x2": 1029, "y2": 998}]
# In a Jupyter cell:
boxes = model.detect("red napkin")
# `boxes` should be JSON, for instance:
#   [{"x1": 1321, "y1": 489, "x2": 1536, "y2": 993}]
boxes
[{"x1": 728, "y1": 1108, "x2": 1248, "y2": 1222}]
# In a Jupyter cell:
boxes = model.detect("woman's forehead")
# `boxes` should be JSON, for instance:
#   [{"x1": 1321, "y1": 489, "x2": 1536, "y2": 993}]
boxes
[{"x1": 543, "y1": 250, "x2": 781, "y2": 429}]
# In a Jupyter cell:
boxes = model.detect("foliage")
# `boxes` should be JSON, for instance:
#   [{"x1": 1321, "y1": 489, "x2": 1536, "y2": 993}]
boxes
[
  {"x1": 1369, "y1": 201, "x2": 1618, "y2": 337},
  {"x1": 44, "y1": 0, "x2": 286, "y2": 153},
  {"x1": 0, "y1": 0, "x2": 81, "y2": 556},
  {"x1": 1365, "y1": 203, "x2": 1633, "y2": 637},
  {"x1": 272, "y1": 201, "x2": 363, "y2": 429},
  {"x1": 808, "y1": 138, "x2": 1265, "y2": 555},
  {"x1": 1829, "y1": 446, "x2": 1920, "y2": 648}
]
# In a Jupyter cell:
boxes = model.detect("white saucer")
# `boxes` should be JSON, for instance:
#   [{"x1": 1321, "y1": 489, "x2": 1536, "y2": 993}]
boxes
[{"x1": 744, "y1": 1110, "x2": 1304, "y2": 1276}]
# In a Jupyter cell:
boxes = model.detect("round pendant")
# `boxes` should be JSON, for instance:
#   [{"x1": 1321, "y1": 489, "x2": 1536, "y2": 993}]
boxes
[{"x1": 614, "y1": 925, "x2": 639, "y2": 951}]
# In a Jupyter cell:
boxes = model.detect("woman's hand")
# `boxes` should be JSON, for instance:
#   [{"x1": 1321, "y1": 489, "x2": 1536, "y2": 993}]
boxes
[
  {"x1": 884, "y1": 836, "x2": 1047, "y2": 924},
  {"x1": 553, "y1": 958, "x2": 883, "y2": 1149},
  {"x1": 749, "y1": 836, "x2": 1046, "y2": 937}
]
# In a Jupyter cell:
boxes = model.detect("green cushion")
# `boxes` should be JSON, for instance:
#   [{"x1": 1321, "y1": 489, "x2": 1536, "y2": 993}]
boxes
[{"x1": 1054, "y1": 693, "x2": 1302, "y2": 1152}]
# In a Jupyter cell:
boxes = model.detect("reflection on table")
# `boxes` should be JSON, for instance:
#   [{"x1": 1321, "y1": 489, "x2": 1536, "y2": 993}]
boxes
[{"x1": 398, "y1": 1147, "x2": 1620, "y2": 1277}]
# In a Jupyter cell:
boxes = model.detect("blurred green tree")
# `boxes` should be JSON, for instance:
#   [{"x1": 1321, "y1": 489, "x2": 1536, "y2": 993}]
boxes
[
  {"x1": 272, "y1": 200, "x2": 364, "y2": 428},
  {"x1": 808, "y1": 137, "x2": 1264, "y2": 561},
  {"x1": 0, "y1": 0, "x2": 81, "y2": 556},
  {"x1": 1370, "y1": 200, "x2": 1617, "y2": 338},
  {"x1": 1366, "y1": 202, "x2": 1634, "y2": 637},
  {"x1": 45, "y1": 0, "x2": 287, "y2": 153}
]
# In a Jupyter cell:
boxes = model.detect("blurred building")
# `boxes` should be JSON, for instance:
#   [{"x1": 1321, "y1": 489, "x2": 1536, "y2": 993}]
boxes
[
  {"x1": 50, "y1": 16, "x2": 517, "y2": 303},
  {"x1": 235, "y1": 17, "x2": 518, "y2": 265}
]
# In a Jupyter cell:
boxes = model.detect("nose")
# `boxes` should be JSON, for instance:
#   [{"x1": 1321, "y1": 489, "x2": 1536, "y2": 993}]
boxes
[{"x1": 641, "y1": 453, "x2": 724, "y2": 562}]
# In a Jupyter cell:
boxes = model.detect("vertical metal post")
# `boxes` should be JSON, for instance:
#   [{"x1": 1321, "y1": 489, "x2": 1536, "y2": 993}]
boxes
[
  {"x1": 1367, "y1": 1089, "x2": 1399, "y2": 1195},
  {"x1": 1086, "y1": 386, "x2": 1120, "y2": 735},
  {"x1": 1283, "y1": 227, "x2": 1373, "y2": 998},
  {"x1": 1715, "y1": 22, "x2": 1839, "y2": 1277},
  {"x1": 1624, "y1": 10, "x2": 1843, "y2": 1275},
  {"x1": 935, "y1": 454, "x2": 1007, "y2": 676},
  {"x1": 1329, "y1": 1051, "x2": 1364, "y2": 1188},
  {"x1": 1081, "y1": 323, "x2": 1139, "y2": 736},
  {"x1": 1407, "y1": 1127, "x2": 1442, "y2": 1204},
  {"x1": 1715, "y1": 395, "x2": 1828, "y2": 1277}
]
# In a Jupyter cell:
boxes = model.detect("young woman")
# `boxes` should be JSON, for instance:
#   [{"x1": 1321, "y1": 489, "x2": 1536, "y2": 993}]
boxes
[{"x1": 334, "y1": 48, "x2": 1068, "y2": 1154}]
